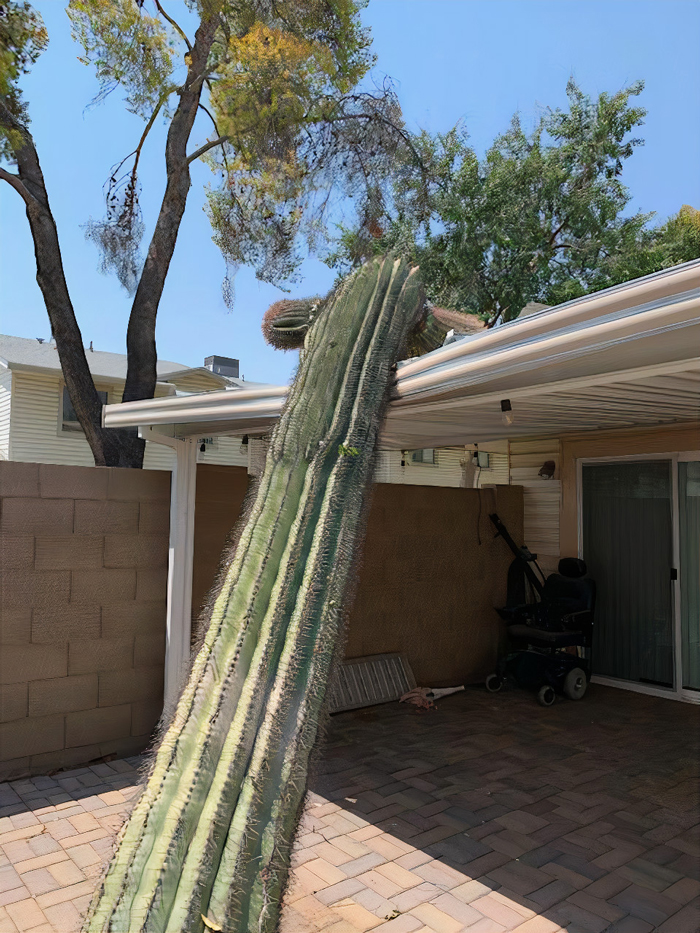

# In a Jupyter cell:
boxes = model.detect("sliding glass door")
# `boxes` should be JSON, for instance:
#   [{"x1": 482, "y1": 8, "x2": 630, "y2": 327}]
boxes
[
  {"x1": 582, "y1": 460, "x2": 674, "y2": 688},
  {"x1": 679, "y1": 461, "x2": 700, "y2": 692}
]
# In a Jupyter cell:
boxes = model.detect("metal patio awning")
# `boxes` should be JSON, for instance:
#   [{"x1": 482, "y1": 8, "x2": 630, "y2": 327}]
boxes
[{"x1": 104, "y1": 259, "x2": 700, "y2": 447}]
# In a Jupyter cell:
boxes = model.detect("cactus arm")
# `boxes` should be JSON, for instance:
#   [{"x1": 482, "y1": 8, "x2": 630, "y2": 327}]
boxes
[{"x1": 262, "y1": 297, "x2": 323, "y2": 350}]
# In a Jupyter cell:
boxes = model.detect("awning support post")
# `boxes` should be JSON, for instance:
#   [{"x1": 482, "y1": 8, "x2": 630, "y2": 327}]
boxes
[{"x1": 140, "y1": 428, "x2": 198, "y2": 706}]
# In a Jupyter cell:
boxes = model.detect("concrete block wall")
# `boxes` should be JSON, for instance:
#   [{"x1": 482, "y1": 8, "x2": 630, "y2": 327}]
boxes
[
  {"x1": 191, "y1": 466, "x2": 525, "y2": 687},
  {"x1": 0, "y1": 461, "x2": 170, "y2": 780},
  {"x1": 346, "y1": 483, "x2": 524, "y2": 685}
]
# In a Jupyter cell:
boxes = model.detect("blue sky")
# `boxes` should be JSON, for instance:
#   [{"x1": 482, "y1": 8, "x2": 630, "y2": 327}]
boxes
[{"x1": 1, "y1": 1, "x2": 698, "y2": 386}]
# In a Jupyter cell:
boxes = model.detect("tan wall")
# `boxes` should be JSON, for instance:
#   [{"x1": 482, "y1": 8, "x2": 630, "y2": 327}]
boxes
[
  {"x1": 560, "y1": 421, "x2": 700, "y2": 556},
  {"x1": 0, "y1": 461, "x2": 170, "y2": 780},
  {"x1": 192, "y1": 464, "x2": 250, "y2": 620},
  {"x1": 191, "y1": 470, "x2": 524, "y2": 687},
  {"x1": 1, "y1": 461, "x2": 524, "y2": 778},
  {"x1": 346, "y1": 484, "x2": 522, "y2": 685}
]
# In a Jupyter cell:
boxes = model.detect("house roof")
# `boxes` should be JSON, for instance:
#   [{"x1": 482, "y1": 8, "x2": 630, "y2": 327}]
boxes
[
  {"x1": 0, "y1": 334, "x2": 232, "y2": 388},
  {"x1": 103, "y1": 260, "x2": 700, "y2": 447}
]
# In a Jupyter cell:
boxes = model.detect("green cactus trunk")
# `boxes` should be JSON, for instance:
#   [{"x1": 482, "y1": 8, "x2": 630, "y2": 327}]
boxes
[{"x1": 84, "y1": 255, "x2": 424, "y2": 933}]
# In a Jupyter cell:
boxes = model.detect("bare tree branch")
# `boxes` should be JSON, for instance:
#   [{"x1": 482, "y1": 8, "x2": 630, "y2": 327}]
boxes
[
  {"x1": 198, "y1": 102, "x2": 230, "y2": 171},
  {"x1": 320, "y1": 101, "x2": 442, "y2": 193},
  {"x1": 198, "y1": 102, "x2": 223, "y2": 138},
  {"x1": 133, "y1": 95, "x2": 164, "y2": 173},
  {"x1": 154, "y1": 0, "x2": 192, "y2": 52},
  {"x1": 0, "y1": 166, "x2": 33, "y2": 206},
  {"x1": 187, "y1": 134, "x2": 229, "y2": 164}
]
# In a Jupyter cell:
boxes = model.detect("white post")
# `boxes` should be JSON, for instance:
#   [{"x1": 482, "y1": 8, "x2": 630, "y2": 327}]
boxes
[
  {"x1": 165, "y1": 436, "x2": 198, "y2": 705},
  {"x1": 140, "y1": 428, "x2": 198, "y2": 706}
]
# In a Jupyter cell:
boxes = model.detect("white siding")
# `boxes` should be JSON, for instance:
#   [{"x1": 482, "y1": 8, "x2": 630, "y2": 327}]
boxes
[
  {"x1": 0, "y1": 368, "x2": 11, "y2": 459},
  {"x1": 508, "y1": 437, "x2": 561, "y2": 573},
  {"x1": 475, "y1": 451, "x2": 510, "y2": 487},
  {"x1": 373, "y1": 447, "x2": 510, "y2": 489},
  {"x1": 195, "y1": 435, "x2": 249, "y2": 469},
  {"x1": 374, "y1": 447, "x2": 465, "y2": 486},
  {"x1": 7, "y1": 372, "x2": 247, "y2": 471},
  {"x1": 143, "y1": 440, "x2": 176, "y2": 471},
  {"x1": 246, "y1": 441, "x2": 469, "y2": 487},
  {"x1": 9, "y1": 371, "x2": 99, "y2": 467}
]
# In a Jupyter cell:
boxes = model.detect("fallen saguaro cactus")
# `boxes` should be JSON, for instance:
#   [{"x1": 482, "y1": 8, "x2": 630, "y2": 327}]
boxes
[{"x1": 84, "y1": 255, "x2": 427, "y2": 932}]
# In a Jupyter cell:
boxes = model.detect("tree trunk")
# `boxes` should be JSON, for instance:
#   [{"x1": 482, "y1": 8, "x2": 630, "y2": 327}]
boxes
[
  {"x1": 83, "y1": 255, "x2": 425, "y2": 932},
  {"x1": 121, "y1": 12, "x2": 219, "y2": 405},
  {"x1": 0, "y1": 9, "x2": 219, "y2": 467},
  {"x1": 0, "y1": 101, "x2": 143, "y2": 467}
]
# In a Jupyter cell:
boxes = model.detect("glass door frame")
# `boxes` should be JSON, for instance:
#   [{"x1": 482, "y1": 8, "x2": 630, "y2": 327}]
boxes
[{"x1": 576, "y1": 451, "x2": 700, "y2": 705}]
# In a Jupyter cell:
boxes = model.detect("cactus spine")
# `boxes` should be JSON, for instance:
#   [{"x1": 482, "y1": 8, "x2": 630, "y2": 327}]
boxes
[{"x1": 83, "y1": 255, "x2": 424, "y2": 933}]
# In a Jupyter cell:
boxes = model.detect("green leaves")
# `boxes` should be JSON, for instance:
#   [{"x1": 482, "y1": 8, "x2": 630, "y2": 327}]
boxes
[
  {"x1": 202, "y1": 2, "x2": 403, "y2": 290},
  {"x1": 330, "y1": 80, "x2": 670, "y2": 324},
  {"x1": 0, "y1": 1, "x2": 48, "y2": 159},
  {"x1": 5, "y1": 0, "x2": 405, "y2": 298},
  {"x1": 67, "y1": 0, "x2": 177, "y2": 117},
  {"x1": 0, "y1": 1, "x2": 47, "y2": 91},
  {"x1": 552, "y1": 203, "x2": 700, "y2": 300}
]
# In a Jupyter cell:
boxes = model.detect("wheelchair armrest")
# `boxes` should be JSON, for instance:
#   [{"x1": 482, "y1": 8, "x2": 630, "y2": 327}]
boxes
[
  {"x1": 498, "y1": 604, "x2": 536, "y2": 624},
  {"x1": 561, "y1": 609, "x2": 593, "y2": 632}
]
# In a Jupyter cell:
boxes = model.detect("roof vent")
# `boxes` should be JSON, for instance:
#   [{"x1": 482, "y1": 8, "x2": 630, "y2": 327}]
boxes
[{"x1": 204, "y1": 355, "x2": 239, "y2": 378}]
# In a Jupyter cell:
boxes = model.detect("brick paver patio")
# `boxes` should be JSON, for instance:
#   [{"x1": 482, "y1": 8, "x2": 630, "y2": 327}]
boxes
[{"x1": 0, "y1": 684, "x2": 698, "y2": 932}]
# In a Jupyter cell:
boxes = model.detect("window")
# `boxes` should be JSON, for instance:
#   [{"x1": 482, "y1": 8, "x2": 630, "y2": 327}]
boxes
[
  {"x1": 410, "y1": 448, "x2": 436, "y2": 465},
  {"x1": 62, "y1": 387, "x2": 108, "y2": 432}
]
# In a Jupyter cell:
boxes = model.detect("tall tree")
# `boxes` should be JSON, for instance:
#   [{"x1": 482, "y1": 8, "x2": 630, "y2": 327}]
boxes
[
  {"x1": 0, "y1": 0, "x2": 408, "y2": 466},
  {"x1": 329, "y1": 80, "x2": 699, "y2": 324},
  {"x1": 555, "y1": 202, "x2": 700, "y2": 301}
]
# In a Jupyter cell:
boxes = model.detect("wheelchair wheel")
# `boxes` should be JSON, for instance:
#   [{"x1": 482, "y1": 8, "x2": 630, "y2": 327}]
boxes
[
  {"x1": 485, "y1": 673, "x2": 503, "y2": 693},
  {"x1": 563, "y1": 667, "x2": 587, "y2": 700},
  {"x1": 537, "y1": 685, "x2": 556, "y2": 707}
]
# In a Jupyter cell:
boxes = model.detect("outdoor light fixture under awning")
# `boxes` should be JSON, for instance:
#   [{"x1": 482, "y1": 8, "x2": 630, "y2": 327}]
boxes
[{"x1": 501, "y1": 398, "x2": 514, "y2": 426}]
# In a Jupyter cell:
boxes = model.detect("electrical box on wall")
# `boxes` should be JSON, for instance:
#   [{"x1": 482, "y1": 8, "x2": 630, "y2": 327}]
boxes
[{"x1": 472, "y1": 451, "x2": 489, "y2": 468}]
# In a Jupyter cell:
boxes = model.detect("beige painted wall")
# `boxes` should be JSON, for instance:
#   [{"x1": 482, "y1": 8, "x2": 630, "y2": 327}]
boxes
[
  {"x1": 0, "y1": 461, "x2": 170, "y2": 780},
  {"x1": 559, "y1": 421, "x2": 700, "y2": 557}
]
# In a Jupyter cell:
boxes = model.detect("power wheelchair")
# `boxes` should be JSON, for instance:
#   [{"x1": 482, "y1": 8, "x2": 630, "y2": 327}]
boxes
[{"x1": 486, "y1": 513, "x2": 596, "y2": 707}]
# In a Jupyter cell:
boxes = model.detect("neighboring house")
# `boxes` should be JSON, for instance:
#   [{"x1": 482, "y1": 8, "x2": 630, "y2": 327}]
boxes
[
  {"x1": 0, "y1": 336, "x2": 253, "y2": 470},
  {"x1": 104, "y1": 259, "x2": 700, "y2": 706}
]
